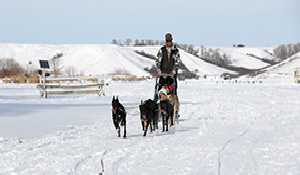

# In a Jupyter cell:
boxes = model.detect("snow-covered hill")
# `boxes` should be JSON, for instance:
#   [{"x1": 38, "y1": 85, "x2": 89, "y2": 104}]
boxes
[
  {"x1": 0, "y1": 44, "x2": 238, "y2": 77},
  {"x1": 256, "y1": 52, "x2": 300, "y2": 79},
  {"x1": 129, "y1": 46, "x2": 235, "y2": 75},
  {"x1": 1, "y1": 43, "x2": 298, "y2": 79},
  {"x1": 131, "y1": 46, "x2": 278, "y2": 76},
  {"x1": 0, "y1": 44, "x2": 154, "y2": 76},
  {"x1": 217, "y1": 47, "x2": 272, "y2": 69}
]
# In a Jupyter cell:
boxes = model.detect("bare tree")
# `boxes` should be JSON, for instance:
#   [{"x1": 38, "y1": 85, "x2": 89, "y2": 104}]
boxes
[
  {"x1": 65, "y1": 66, "x2": 77, "y2": 77},
  {"x1": 112, "y1": 39, "x2": 118, "y2": 45},
  {"x1": 145, "y1": 39, "x2": 151, "y2": 45},
  {"x1": 50, "y1": 53, "x2": 64, "y2": 77},
  {"x1": 155, "y1": 40, "x2": 160, "y2": 45},
  {"x1": 125, "y1": 38, "x2": 132, "y2": 46},
  {"x1": 200, "y1": 45, "x2": 205, "y2": 56},
  {"x1": 134, "y1": 39, "x2": 140, "y2": 46}
]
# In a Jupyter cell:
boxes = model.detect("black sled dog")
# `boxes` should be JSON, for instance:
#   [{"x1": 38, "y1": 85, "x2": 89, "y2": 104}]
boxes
[
  {"x1": 139, "y1": 99, "x2": 159, "y2": 136},
  {"x1": 112, "y1": 96, "x2": 127, "y2": 138}
]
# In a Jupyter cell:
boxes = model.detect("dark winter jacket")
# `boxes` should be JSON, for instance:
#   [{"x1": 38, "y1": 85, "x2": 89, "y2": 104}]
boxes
[{"x1": 156, "y1": 45, "x2": 180, "y2": 74}]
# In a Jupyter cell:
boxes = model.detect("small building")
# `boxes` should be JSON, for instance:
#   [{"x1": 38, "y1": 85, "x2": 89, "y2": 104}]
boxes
[
  {"x1": 294, "y1": 68, "x2": 300, "y2": 83},
  {"x1": 233, "y1": 44, "x2": 246, "y2": 48},
  {"x1": 237, "y1": 44, "x2": 245, "y2": 48}
]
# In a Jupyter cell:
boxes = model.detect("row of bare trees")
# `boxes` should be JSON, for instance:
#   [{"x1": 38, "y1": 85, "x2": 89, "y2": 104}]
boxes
[
  {"x1": 201, "y1": 48, "x2": 232, "y2": 66},
  {"x1": 112, "y1": 39, "x2": 165, "y2": 46},
  {"x1": 273, "y1": 43, "x2": 300, "y2": 60},
  {"x1": 177, "y1": 44, "x2": 232, "y2": 67},
  {"x1": 0, "y1": 58, "x2": 25, "y2": 78},
  {"x1": 0, "y1": 54, "x2": 83, "y2": 81},
  {"x1": 112, "y1": 39, "x2": 199, "y2": 55},
  {"x1": 113, "y1": 38, "x2": 232, "y2": 67}
]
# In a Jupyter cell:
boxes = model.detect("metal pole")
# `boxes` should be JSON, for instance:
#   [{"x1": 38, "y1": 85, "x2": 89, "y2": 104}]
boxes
[{"x1": 43, "y1": 69, "x2": 47, "y2": 98}]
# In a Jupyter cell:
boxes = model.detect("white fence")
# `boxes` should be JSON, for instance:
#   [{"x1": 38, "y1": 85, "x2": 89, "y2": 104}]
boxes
[{"x1": 37, "y1": 77, "x2": 106, "y2": 98}]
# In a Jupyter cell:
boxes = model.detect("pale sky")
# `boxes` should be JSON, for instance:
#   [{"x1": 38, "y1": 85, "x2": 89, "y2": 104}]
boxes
[{"x1": 0, "y1": 0, "x2": 299, "y2": 46}]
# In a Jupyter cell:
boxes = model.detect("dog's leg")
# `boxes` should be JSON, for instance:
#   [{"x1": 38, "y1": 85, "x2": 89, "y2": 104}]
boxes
[
  {"x1": 150, "y1": 118, "x2": 153, "y2": 133},
  {"x1": 141, "y1": 120, "x2": 145, "y2": 131},
  {"x1": 162, "y1": 113, "x2": 165, "y2": 132},
  {"x1": 123, "y1": 121, "x2": 127, "y2": 138},
  {"x1": 171, "y1": 106, "x2": 175, "y2": 126},
  {"x1": 143, "y1": 121, "x2": 149, "y2": 136},
  {"x1": 155, "y1": 112, "x2": 159, "y2": 130},
  {"x1": 117, "y1": 127, "x2": 121, "y2": 137},
  {"x1": 173, "y1": 103, "x2": 178, "y2": 125},
  {"x1": 166, "y1": 114, "x2": 169, "y2": 132},
  {"x1": 152, "y1": 119, "x2": 155, "y2": 131},
  {"x1": 176, "y1": 97, "x2": 180, "y2": 124},
  {"x1": 169, "y1": 111, "x2": 173, "y2": 127},
  {"x1": 143, "y1": 121, "x2": 147, "y2": 131},
  {"x1": 175, "y1": 110, "x2": 179, "y2": 124}
]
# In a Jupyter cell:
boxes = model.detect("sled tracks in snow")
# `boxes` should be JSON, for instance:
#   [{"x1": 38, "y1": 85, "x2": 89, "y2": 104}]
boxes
[
  {"x1": 217, "y1": 129, "x2": 250, "y2": 175},
  {"x1": 73, "y1": 149, "x2": 110, "y2": 175}
]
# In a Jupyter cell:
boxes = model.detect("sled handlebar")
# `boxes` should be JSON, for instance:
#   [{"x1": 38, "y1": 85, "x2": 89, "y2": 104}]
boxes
[{"x1": 157, "y1": 73, "x2": 175, "y2": 77}]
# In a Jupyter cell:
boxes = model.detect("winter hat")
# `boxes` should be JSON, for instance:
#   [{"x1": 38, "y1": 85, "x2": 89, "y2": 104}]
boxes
[
  {"x1": 165, "y1": 33, "x2": 173, "y2": 42},
  {"x1": 159, "y1": 88, "x2": 168, "y2": 96}
]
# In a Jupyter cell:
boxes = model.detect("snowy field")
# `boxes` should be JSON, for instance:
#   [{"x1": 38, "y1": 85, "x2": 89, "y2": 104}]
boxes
[{"x1": 0, "y1": 80, "x2": 300, "y2": 175}]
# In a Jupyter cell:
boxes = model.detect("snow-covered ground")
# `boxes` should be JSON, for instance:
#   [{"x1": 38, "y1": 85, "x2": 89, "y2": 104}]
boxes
[{"x1": 0, "y1": 80, "x2": 299, "y2": 175}]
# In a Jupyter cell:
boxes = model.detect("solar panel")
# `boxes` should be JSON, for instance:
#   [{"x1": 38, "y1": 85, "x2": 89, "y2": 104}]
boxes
[{"x1": 39, "y1": 60, "x2": 50, "y2": 69}]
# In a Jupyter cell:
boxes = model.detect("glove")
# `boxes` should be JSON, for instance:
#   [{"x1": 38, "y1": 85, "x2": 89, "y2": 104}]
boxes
[
  {"x1": 172, "y1": 69, "x2": 176, "y2": 74},
  {"x1": 157, "y1": 69, "x2": 161, "y2": 75}
]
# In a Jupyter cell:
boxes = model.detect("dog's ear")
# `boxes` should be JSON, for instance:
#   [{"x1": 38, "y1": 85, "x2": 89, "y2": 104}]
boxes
[
  {"x1": 113, "y1": 96, "x2": 115, "y2": 100},
  {"x1": 116, "y1": 96, "x2": 119, "y2": 100},
  {"x1": 141, "y1": 100, "x2": 143, "y2": 104}
]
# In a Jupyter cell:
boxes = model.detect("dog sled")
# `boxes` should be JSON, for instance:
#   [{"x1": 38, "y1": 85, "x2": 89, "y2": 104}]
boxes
[
  {"x1": 154, "y1": 72, "x2": 180, "y2": 131},
  {"x1": 139, "y1": 72, "x2": 180, "y2": 136}
]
